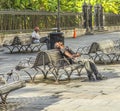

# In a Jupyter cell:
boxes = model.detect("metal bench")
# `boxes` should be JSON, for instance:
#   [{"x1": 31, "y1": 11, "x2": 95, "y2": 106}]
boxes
[
  {"x1": 3, "y1": 36, "x2": 22, "y2": 53},
  {"x1": 15, "y1": 51, "x2": 50, "y2": 82},
  {"x1": 95, "y1": 39, "x2": 120, "y2": 64},
  {"x1": 77, "y1": 39, "x2": 120, "y2": 64},
  {"x1": 16, "y1": 49, "x2": 84, "y2": 83},
  {"x1": 3, "y1": 36, "x2": 46, "y2": 53},
  {"x1": 43, "y1": 49, "x2": 84, "y2": 82},
  {"x1": 19, "y1": 36, "x2": 47, "y2": 52},
  {"x1": 0, "y1": 81, "x2": 26, "y2": 104}
]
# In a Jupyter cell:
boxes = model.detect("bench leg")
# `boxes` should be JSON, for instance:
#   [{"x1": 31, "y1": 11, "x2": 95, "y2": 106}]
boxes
[
  {"x1": 24, "y1": 70, "x2": 34, "y2": 82},
  {"x1": 35, "y1": 67, "x2": 48, "y2": 79},
  {"x1": 77, "y1": 67, "x2": 84, "y2": 76},
  {"x1": 24, "y1": 69, "x2": 44, "y2": 82},
  {"x1": 5, "y1": 46, "x2": 14, "y2": 53},
  {"x1": 64, "y1": 70, "x2": 71, "y2": 80},
  {"x1": 0, "y1": 93, "x2": 9, "y2": 104},
  {"x1": 48, "y1": 68, "x2": 60, "y2": 83}
]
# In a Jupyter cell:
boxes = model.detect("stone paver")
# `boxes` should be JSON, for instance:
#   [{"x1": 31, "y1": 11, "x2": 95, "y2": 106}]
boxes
[{"x1": 0, "y1": 31, "x2": 120, "y2": 111}]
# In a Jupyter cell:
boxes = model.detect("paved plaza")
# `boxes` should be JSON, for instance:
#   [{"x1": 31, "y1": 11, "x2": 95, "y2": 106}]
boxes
[{"x1": 0, "y1": 31, "x2": 120, "y2": 111}]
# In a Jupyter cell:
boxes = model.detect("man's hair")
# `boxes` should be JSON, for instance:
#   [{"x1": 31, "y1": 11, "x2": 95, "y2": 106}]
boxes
[{"x1": 34, "y1": 26, "x2": 39, "y2": 31}]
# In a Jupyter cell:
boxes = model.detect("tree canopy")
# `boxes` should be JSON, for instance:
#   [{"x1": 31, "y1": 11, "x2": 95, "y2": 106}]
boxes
[{"x1": 0, "y1": 0, "x2": 120, "y2": 14}]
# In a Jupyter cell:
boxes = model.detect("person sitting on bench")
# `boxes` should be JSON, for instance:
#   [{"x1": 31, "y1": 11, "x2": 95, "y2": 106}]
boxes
[
  {"x1": 31, "y1": 26, "x2": 41, "y2": 43},
  {"x1": 54, "y1": 41, "x2": 103, "y2": 81},
  {"x1": 31, "y1": 26, "x2": 49, "y2": 49}
]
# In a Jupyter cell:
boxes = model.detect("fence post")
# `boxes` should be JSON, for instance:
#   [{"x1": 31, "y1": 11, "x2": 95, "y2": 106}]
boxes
[
  {"x1": 99, "y1": 4, "x2": 104, "y2": 30},
  {"x1": 82, "y1": 2, "x2": 88, "y2": 29},
  {"x1": 87, "y1": 3, "x2": 93, "y2": 32},
  {"x1": 94, "y1": 4, "x2": 104, "y2": 31},
  {"x1": 82, "y1": 2, "x2": 93, "y2": 34},
  {"x1": 94, "y1": 4, "x2": 99, "y2": 30}
]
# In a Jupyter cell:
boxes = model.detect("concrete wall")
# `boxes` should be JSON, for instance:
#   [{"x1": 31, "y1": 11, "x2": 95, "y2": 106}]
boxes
[
  {"x1": 0, "y1": 26, "x2": 120, "y2": 45},
  {"x1": 104, "y1": 26, "x2": 120, "y2": 32},
  {"x1": 0, "y1": 28, "x2": 86, "y2": 45}
]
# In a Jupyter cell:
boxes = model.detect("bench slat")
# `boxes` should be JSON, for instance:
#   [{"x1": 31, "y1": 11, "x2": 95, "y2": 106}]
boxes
[
  {"x1": 0, "y1": 81, "x2": 26, "y2": 95},
  {"x1": 43, "y1": 50, "x2": 84, "y2": 82}
]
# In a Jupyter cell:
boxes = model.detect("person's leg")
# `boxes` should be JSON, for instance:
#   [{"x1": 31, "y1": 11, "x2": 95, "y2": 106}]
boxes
[
  {"x1": 86, "y1": 60, "x2": 103, "y2": 80},
  {"x1": 73, "y1": 57, "x2": 96, "y2": 81},
  {"x1": 73, "y1": 57, "x2": 102, "y2": 80},
  {"x1": 84, "y1": 61, "x2": 96, "y2": 81}
]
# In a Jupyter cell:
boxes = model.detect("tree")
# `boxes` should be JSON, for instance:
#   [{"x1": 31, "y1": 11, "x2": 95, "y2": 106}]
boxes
[{"x1": 0, "y1": 0, "x2": 120, "y2": 14}]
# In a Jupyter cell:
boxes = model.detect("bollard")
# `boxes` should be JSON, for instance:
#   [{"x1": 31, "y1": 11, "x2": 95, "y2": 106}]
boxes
[{"x1": 73, "y1": 29, "x2": 77, "y2": 38}]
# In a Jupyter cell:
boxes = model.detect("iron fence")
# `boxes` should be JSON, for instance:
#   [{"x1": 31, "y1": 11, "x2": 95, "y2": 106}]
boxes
[
  {"x1": 0, "y1": 10, "x2": 83, "y2": 33},
  {"x1": 0, "y1": 10, "x2": 120, "y2": 33},
  {"x1": 104, "y1": 13, "x2": 120, "y2": 26}
]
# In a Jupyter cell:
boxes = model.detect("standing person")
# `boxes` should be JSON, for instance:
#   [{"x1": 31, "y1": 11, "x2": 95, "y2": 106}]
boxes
[
  {"x1": 54, "y1": 42, "x2": 103, "y2": 81},
  {"x1": 31, "y1": 26, "x2": 41, "y2": 43}
]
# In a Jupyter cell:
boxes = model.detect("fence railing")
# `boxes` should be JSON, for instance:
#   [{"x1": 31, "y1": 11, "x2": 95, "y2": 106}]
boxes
[
  {"x1": 0, "y1": 10, "x2": 83, "y2": 33},
  {"x1": 0, "y1": 10, "x2": 120, "y2": 33},
  {"x1": 104, "y1": 13, "x2": 120, "y2": 26}
]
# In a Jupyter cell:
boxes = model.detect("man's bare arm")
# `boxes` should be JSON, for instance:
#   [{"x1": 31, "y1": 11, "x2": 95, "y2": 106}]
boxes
[{"x1": 64, "y1": 50, "x2": 74, "y2": 59}]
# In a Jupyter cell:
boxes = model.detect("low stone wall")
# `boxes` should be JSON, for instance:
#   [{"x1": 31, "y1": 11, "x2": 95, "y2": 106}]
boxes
[
  {"x1": 104, "y1": 26, "x2": 120, "y2": 32},
  {"x1": 0, "y1": 26, "x2": 120, "y2": 45},
  {"x1": 0, "y1": 28, "x2": 86, "y2": 45}
]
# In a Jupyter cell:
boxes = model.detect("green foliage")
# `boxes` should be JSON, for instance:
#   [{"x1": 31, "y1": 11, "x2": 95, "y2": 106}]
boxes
[{"x1": 0, "y1": 0, "x2": 120, "y2": 14}]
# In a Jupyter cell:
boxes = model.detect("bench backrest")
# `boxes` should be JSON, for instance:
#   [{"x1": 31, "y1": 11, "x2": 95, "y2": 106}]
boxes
[
  {"x1": 97, "y1": 39, "x2": 115, "y2": 53},
  {"x1": 19, "y1": 36, "x2": 32, "y2": 45},
  {"x1": 33, "y1": 51, "x2": 50, "y2": 67},
  {"x1": 12, "y1": 36, "x2": 32, "y2": 46},
  {"x1": 11, "y1": 36, "x2": 22, "y2": 45},
  {"x1": 88, "y1": 42, "x2": 99, "y2": 53},
  {"x1": 98, "y1": 39, "x2": 114, "y2": 49},
  {"x1": 45, "y1": 49, "x2": 63, "y2": 61},
  {"x1": 33, "y1": 49, "x2": 70, "y2": 68},
  {"x1": 43, "y1": 49, "x2": 67, "y2": 67}
]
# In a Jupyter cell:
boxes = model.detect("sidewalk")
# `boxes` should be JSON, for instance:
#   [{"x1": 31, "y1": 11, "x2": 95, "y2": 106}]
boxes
[{"x1": 0, "y1": 31, "x2": 120, "y2": 111}]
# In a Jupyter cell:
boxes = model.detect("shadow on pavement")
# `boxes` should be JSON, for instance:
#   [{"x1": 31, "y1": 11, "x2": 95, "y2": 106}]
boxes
[{"x1": 0, "y1": 95, "x2": 61, "y2": 111}]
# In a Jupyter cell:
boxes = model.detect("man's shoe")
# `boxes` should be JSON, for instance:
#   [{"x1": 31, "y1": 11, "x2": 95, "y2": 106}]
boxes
[
  {"x1": 88, "y1": 74, "x2": 96, "y2": 81},
  {"x1": 96, "y1": 73, "x2": 103, "y2": 80}
]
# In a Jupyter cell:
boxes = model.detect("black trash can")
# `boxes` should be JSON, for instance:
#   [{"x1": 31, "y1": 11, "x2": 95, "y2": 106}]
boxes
[{"x1": 47, "y1": 32, "x2": 64, "y2": 49}]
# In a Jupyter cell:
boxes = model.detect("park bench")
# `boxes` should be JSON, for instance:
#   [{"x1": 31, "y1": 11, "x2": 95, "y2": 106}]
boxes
[
  {"x1": 77, "y1": 39, "x2": 120, "y2": 64},
  {"x1": 0, "y1": 80, "x2": 26, "y2": 104},
  {"x1": 0, "y1": 70, "x2": 25, "y2": 104},
  {"x1": 93, "y1": 39, "x2": 120, "y2": 64},
  {"x1": 15, "y1": 51, "x2": 49, "y2": 82},
  {"x1": 97, "y1": 39, "x2": 120, "y2": 64},
  {"x1": 3, "y1": 36, "x2": 46, "y2": 53},
  {"x1": 3, "y1": 36, "x2": 22, "y2": 53},
  {"x1": 15, "y1": 49, "x2": 84, "y2": 83}
]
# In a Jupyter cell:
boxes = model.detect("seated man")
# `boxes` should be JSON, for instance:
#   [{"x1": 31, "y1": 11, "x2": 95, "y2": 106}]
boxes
[
  {"x1": 54, "y1": 42, "x2": 103, "y2": 81},
  {"x1": 31, "y1": 26, "x2": 49, "y2": 49},
  {"x1": 31, "y1": 26, "x2": 41, "y2": 43}
]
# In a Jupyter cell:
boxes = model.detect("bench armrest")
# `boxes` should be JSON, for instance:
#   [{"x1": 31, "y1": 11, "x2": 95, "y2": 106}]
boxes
[
  {"x1": 51, "y1": 58, "x2": 71, "y2": 68},
  {"x1": 15, "y1": 57, "x2": 36, "y2": 70}
]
